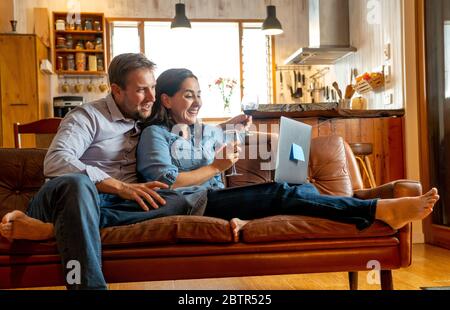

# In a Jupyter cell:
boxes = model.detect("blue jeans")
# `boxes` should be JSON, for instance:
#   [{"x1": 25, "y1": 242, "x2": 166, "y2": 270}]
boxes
[
  {"x1": 26, "y1": 174, "x2": 190, "y2": 290},
  {"x1": 204, "y1": 182, "x2": 378, "y2": 230}
]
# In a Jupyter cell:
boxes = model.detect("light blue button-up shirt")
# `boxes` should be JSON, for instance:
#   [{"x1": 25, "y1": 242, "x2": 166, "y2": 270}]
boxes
[
  {"x1": 44, "y1": 94, "x2": 141, "y2": 183},
  {"x1": 137, "y1": 124, "x2": 226, "y2": 189}
]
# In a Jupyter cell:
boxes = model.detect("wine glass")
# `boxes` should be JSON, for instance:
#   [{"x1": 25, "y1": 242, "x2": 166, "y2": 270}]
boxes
[{"x1": 223, "y1": 129, "x2": 244, "y2": 177}]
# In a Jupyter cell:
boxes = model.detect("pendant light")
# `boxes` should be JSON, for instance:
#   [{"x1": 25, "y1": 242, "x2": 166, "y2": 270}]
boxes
[
  {"x1": 262, "y1": 4, "x2": 283, "y2": 36},
  {"x1": 171, "y1": 1, "x2": 191, "y2": 30}
]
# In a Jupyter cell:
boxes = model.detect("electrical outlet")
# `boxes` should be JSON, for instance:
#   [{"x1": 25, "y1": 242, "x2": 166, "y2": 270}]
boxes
[
  {"x1": 384, "y1": 43, "x2": 391, "y2": 61},
  {"x1": 384, "y1": 65, "x2": 392, "y2": 84},
  {"x1": 384, "y1": 92, "x2": 394, "y2": 105}
]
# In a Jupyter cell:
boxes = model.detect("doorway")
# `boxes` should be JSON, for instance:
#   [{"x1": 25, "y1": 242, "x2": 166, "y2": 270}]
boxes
[{"x1": 417, "y1": 0, "x2": 450, "y2": 248}]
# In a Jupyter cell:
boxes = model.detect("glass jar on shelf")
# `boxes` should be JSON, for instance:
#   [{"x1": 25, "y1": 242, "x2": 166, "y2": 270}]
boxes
[
  {"x1": 75, "y1": 52, "x2": 86, "y2": 71},
  {"x1": 66, "y1": 21, "x2": 75, "y2": 31},
  {"x1": 75, "y1": 21, "x2": 82, "y2": 30},
  {"x1": 97, "y1": 58, "x2": 104, "y2": 71},
  {"x1": 85, "y1": 40, "x2": 95, "y2": 50},
  {"x1": 67, "y1": 54, "x2": 75, "y2": 71},
  {"x1": 95, "y1": 37, "x2": 103, "y2": 50},
  {"x1": 56, "y1": 36, "x2": 66, "y2": 48},
  {"x1": 66, "y1": 34, "x2": 74, "y2": 49},
  {"x1": 93, "y1": 20, "x2": 101, "y2": 31},
  {"x1": 57, "y1": 56, "x2": 65, "y2": 71},
  {"x1": 55, "y1": 19, "x2": 65, "y2": 31},
  {"x1": 84, "y1": 19, "x2": 93, "y2": 31},
  {"x1": 75, "y1": 41, "x2": 84, "y2": 50}
]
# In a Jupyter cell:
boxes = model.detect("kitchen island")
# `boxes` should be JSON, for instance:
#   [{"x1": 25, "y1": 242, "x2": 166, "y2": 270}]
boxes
[{"x1": 246, "y1": 106, "x2": 405, "y2": 187}]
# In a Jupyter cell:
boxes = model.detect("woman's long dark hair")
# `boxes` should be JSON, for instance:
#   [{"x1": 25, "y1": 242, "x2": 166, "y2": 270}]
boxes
[{"x1": 143, "y1": 68, "x2": 197, "y2": 130}]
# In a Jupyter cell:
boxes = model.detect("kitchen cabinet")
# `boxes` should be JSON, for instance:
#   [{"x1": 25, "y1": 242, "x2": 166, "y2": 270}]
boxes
[{"x1": 0, "y1": 34, "x2": 51, "y2": 147}]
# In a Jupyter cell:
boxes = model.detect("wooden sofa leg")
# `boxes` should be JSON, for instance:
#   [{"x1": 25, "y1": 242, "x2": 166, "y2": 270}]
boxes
[
  {"x1": 380, "y1": 270, "x2": 394, "y2": 290},
  {"x1": 348, "y1": 271, "x2": 358, "y2": 290}
]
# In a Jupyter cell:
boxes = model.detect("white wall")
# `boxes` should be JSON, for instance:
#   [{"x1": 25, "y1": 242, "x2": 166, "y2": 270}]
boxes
[
  {"x1": 5, "y1": 0, "x2": 309, "y2": 102},
  {"x1": 335, "y1": 0, "x2": 404, "y2": 110},
  {"x1": 11, "y1": 0, "x2": 309, "y2": 64}
]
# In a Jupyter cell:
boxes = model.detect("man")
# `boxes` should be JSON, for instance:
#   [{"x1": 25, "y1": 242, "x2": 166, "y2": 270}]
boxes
[{"x1": 0, "y1": 54, "x2": 194, "y2": 289}]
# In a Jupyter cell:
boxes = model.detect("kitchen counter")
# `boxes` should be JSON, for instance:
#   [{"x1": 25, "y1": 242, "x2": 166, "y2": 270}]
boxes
[
  {"x1": 244, "y1": 104, "x2": 404, "y2": 119},
  {"x1": 248, "y1": 105, "x2": 405, "y2": 186}
]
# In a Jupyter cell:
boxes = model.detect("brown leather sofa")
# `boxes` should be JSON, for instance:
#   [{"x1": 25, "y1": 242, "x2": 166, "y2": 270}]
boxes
[{"x1": 0, "y1": 135, "x2": 419, "y2": 289}]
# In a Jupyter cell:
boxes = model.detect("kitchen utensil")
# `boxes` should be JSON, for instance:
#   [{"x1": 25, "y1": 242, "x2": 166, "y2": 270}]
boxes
[
  {"x1": 344, "y1": 69, "x2": 356, "y2": 99},
  {"x1": 279, "y1": 72, "x2": 285, "y2": 101},
  {"x1": 332, "y1": 82, "x2": 343, "y2": 100},
  {"x1": 61, "y1": 79, "x2": 70, "y2": 93},
  {"x1": 296, "y1": 71, "x2": 302, "y2": 98}
]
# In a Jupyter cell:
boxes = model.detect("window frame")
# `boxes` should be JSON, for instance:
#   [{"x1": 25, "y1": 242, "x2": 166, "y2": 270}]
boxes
[{"x1": 106, "y1": 17, "x2": 276, "y2": 110}]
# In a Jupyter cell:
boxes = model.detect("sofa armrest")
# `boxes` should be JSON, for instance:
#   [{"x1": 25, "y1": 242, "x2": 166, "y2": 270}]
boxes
[
  {"x1": 354, "y1": 180, "x2": 420, "y2": 268},
  {"x1": 353, "y1": 180, "x2": 422, "y2": 200}
]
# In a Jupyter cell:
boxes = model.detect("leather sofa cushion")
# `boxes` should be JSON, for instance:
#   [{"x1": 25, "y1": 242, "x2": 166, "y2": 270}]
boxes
[
  {"x1": 100, "y1": 216, "x2": 232, "y2": 247},
  {"x1": 309, "y1": 136, "x2": 354, "y2": 197},
  {"x1": 0, "y1": 149, "x2": 47, "y2": 219},
  {"x1": 241, "y1": 215, "x2": 396, "y2": 243},
  {"x1": 0, "y1": 216, "x2": 232, "y2": 255}
]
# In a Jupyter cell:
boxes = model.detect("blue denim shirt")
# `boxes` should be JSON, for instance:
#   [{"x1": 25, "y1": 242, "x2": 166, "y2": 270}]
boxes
[{"x1": 137, "y1": 124, "x2": 225, "y2": 189}]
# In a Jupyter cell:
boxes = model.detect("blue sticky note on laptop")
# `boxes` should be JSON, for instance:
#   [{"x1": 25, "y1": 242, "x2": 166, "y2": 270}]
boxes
[{"x1": 290, "y1": 143, "x2": 305, "y2": 162}]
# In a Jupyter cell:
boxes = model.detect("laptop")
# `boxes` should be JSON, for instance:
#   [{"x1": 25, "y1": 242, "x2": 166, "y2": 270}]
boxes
[{"x1": 274, "y1": 117, "x2": 312, "y2": 184}]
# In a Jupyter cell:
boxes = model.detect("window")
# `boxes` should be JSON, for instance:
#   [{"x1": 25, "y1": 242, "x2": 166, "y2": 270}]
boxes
[
  {"x1": 109, "y1": 20, "x2": 273, "y2": 118},
  {"x1": 110, "y1": 21, "x2": 140, "y2": 58}
]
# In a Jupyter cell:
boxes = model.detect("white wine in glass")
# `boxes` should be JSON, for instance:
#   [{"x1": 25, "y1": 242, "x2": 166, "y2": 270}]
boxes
[{"x1": 224, "y1": 130, "x2": 243, "y2": 177}]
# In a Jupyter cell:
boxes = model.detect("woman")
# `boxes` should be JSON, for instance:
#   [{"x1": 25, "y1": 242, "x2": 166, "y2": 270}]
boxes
[{"x1": 137, "y1": 68, "x2": 439, "y2": 241}]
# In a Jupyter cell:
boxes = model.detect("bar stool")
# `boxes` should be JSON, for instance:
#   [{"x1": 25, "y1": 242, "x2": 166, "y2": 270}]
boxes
[{"x1": 349, "y1": 143, "x2": 376, "y2": 189}]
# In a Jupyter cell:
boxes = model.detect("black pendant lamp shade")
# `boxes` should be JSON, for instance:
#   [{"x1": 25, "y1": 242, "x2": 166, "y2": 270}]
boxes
[
  {"x1": 171, "y1": 3, "x2": 191, "y2": 29},
  {"x1": 262, "y1": 5, "x2": 283, "y2": 35}
]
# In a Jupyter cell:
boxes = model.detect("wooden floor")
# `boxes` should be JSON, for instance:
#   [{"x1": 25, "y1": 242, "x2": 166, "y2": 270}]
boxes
[{"x1": 17, "y1": 244, "x2": 450, "y2": 290}]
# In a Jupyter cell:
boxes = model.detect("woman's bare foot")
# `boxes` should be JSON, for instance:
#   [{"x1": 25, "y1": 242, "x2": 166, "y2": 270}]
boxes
[
  {"x1": 230, "y1": 218, "x2": 249, "y2": 242},
  {"x1": 0, "y1": 210, "x2": 54, "y2": 241},
  {"x1": 376, "y1": 188, "x2": 439, "y2": 229}
]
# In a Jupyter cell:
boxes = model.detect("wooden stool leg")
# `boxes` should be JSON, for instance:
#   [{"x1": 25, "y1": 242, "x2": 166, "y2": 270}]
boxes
[
  {"x1": 380, "y1": 270, "x2": 394, "y2": 290},
  {"x1": 355, "y1": 156, "x2": 372, "y2": 189},
  {"x1": 348, "y1": 271, "x2": 358, "y2": 290},
  {"x1": 364, "y1": 155, "x2": 376, "y2": 188}
]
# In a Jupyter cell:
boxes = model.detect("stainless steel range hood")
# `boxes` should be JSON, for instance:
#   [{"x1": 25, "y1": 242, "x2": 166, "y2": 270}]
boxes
[{"x1": 284, "y1": 0, "x2": 356, "y2": 65}]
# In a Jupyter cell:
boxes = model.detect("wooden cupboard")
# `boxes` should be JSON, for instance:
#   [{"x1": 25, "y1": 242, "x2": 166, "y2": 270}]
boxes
[{"x1": 0, "y1": 34, "x2": 51, "y2": 148}]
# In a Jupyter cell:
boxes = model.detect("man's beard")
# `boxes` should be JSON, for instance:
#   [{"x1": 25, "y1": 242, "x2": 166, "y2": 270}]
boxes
[{"x1": 134, "y1": 110, "x2": 151, "y2": 122}]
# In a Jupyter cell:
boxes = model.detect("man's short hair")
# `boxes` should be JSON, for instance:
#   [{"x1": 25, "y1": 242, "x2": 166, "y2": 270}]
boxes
[{"x1": 108, "y1": 53, "x2": 156, "y2": 89}]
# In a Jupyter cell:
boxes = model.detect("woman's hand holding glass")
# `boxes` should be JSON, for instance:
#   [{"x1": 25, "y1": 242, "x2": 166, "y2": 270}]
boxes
[{"x1": 212, "y1": 130, "x2": 243, "y2": 176}]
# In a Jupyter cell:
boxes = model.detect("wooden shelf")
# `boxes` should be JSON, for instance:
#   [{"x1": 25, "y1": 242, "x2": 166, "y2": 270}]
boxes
[
  {"x1": 52, "y1": 12, "x2": 106, "y2": 76},
  {"x1": 56, "y1": 70, "x2": 106, "y2": 76},
  {"x1": 55, "y1": 30, "x2": 103, "y2": 34},
  {"x1": 55, "y1": 49, "x2": 104, "y2": 53}
]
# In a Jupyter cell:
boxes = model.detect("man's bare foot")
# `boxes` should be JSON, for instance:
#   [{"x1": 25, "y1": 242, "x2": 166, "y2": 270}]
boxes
[
  {"x1": 376, "y1": 188, "x2": 439, "y2": 229},
  {"x1": 0, "y1": 210, "x2": 54, "y2": 241},
  {"x1": 230, "y1": 218, "x2": 249, "y2": 242}
]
